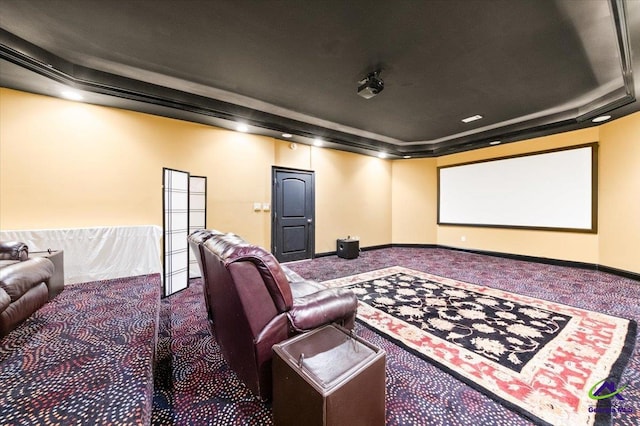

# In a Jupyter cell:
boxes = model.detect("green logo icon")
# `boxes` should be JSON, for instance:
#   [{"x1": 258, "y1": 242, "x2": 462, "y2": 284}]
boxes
[{"x1": 588, "y1": 379, "x2": 626, "y2": 401}]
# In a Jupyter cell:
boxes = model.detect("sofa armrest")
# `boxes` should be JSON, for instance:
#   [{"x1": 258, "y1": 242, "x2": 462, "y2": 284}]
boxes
[
  {"x1": 287, "y1": 288, "x2": 357, "y2": 332},
  {"x1": 290, "y1": 279, "x2": 327, "y2": 299},
  {"x1": 0, "y1": 257, "x2": 54, "y2": 301},
  {"x1": 281, "y1": 264, "x2": 304, "y2": 283},
  {"x1": 0, "y1": 241, "x2": 29, "y2": 261},
  {"x1": 0, "y1": 288, "x2": 10, "y2": 313}
]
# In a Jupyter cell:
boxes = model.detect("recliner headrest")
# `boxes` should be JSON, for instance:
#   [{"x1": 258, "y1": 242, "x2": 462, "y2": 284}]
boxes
[
  {"x1": 187, "y1": 229, "x2": 224, "y2": 245},
  {"x1": 203, "y1": 234, "x2": 293, "y2": 311}
]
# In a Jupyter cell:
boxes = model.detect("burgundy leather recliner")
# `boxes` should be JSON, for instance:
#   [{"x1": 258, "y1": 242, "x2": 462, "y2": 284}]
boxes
[
  {"x1": 187, "y1": 229, "x2": 225, "y2": 330},
  {"x1": 190, "y1": 230, "x2": 358, "y2": 400}
]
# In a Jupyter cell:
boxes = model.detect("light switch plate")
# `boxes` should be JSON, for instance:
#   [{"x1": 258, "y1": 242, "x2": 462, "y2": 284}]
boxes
[
  {"x1": 262, "y1": 203, "x2": 270, "y2": 211},
  {"x1": 253, "y1": 202, "x2": 262, "y2": 211}
]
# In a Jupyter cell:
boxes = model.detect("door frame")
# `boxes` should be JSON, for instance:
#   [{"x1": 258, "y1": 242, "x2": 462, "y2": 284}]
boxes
[{"x1": 271, "y1": 166, "x2": 315, "y2": 261}]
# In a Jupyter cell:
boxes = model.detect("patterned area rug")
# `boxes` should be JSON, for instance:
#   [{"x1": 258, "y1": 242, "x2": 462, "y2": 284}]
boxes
[{"x1": 323, "y1": 266, "x2": 637, "y2": 426}]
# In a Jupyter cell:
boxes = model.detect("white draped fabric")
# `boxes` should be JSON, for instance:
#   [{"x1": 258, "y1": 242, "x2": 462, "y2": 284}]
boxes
[{"x1": 0, "y1": 225, "x2": 162, "y2": 285}]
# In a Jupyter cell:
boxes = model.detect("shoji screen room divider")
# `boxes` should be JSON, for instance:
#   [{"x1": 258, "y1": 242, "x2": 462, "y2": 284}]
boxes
[
  {"x1": 163, "y1": 168, "x2": 189, "y2": 296},
  {"x1": 188, "y1": 176, "x2": 207, "y2": 279},
  {"x1": 163, "y1": 168, "x2": 208, "y2": 296}
]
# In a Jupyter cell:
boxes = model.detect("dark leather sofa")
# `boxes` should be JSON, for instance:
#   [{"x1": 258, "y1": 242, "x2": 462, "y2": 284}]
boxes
[
  {"x1": 189, "y1": 230, "x2": 358, "y2": 400},
  {"x1": 0, "y1": 241, "x2": 57, "y2": 337}
]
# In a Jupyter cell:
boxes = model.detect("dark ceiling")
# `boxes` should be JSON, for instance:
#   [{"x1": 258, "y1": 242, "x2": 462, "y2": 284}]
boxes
[{"x1": 0, "y1": 0, "x2": 638, "y2": 157}]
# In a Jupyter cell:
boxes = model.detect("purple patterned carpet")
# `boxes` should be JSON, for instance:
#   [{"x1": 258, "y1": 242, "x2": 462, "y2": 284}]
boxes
[
  {"x1": 0, "y1": 274, "x2": 160, "y2": 425},
  {"x1": 152, "y1": 281, "x2": 273, "y2": 425},
  {"x1": 152, "y1": 247, "x2": 640, "y2": 425}
]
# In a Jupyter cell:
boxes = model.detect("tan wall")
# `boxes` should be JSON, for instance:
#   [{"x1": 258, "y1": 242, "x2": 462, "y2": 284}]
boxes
[
  {"x1": 389, "y1": 118, "x2": 640, "y2": 274},
  {"x1": 310, "y1": 147, "x2": 392, "y2": 253},
  {"x1": 0, "y1": 89, "x2": 274, "y2": 247},
  {"x1": 273, "y1": 140, "x2": 394, "y2": 253},
  {"x1": 434, "y1": 128, "x2": 601, "y2": 264},
  {"x1": 187, "y1": 130, "x2": 274, "y2": 246},
  {"x1": 2, "y1": 88, "x2": 639, "y2": 273},
  {"x1": 1, "y1": 91, "x2": 163, "y2": 229},
  {"x1": 274, "y1": 139, "x2": 312, "y2": 170},
  {"x1": 598, "y1": 113, "x2": 640, "y2": 273},
  {"x1": 0, "y1": 88, "x2": 392, "y2": 253},
  {"x1": 391, "y1": 158, "x2": 437, "y2": 244}
]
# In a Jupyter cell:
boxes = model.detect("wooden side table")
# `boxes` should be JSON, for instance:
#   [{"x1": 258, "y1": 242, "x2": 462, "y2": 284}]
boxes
[
  {"x1": 30, "y1": 250, "x2": 64, "y2": 299},
  {"x1": 272, "y1": 324, "x2": 385, "y2": 426}
]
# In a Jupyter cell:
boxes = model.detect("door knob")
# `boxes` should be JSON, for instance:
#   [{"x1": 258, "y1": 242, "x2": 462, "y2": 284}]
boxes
[{"x1": 307, "y1": 218, "x2": 313, "y2": 223}]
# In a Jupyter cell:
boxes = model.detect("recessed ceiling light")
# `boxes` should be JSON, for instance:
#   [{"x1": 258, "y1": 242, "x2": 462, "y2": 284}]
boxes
[
  {"x1": 236, "y1": 123, "x2": 249, "y2": 132},
  {"x1": 403, "y1": 155, "x2": 412, "y2": 159},
  {"x1": 489, "y1": 141, "x2": 501, "y2": 145},
  {"x1": 61, "y1": 90, "x2": 83, "y2": 101},
  {"x1": 592, "y1": 115, "x2": 611, "y2": 123},
  {"x1": 314, "y1": 138, "x2": 323, "y2": 147},
  {"x1": 282, "y1": 133, "x2": 293, "y2": 138},
  {"x1": 462, "y1": 114, "x2": 483, "y2": 123},
  {"x1": 378, "y1": 152, "x2": 387, "y2": 159}
]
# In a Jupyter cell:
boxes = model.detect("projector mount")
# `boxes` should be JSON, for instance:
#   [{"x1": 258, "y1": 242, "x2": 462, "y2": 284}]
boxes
[{"x1": 357, "y1": 70, "x2": 384, "y2": 99}]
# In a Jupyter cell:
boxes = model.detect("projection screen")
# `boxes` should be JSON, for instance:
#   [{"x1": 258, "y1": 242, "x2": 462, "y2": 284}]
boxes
[{"x1": 438, "y1": 144, "x2": 597, "y2": 232}]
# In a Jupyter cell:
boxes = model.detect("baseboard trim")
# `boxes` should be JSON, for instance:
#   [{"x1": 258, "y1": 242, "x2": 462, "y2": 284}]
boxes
[
  {"x1": 315, "y1": 243, "x2": 640, "y2": 282},
  {"x1": 597, "y1": 264, "x2": 640, "y2": 282},
  {"x1": 362, "y1": 243, "x2": 393, "y2": 251},
  {"x1": 395, "y1": 243, "x2": 640, "y2": 282},
  {"x1": 435, "y1": 244, "x2": 599, "y2": 270},
  {"x1": 314, "y1": 243, "x2": 392, "y2": 259},
  {"x1": 314, "y1": 251, "x2": 335, "y2": 258},
  {"x1": 390, "y1": 243, "x2": 439, "y2": 249}
]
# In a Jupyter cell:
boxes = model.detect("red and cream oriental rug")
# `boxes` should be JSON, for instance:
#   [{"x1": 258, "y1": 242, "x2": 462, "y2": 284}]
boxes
[{"x1": 323, "y1": 266, "x2": 637, "y2": 426}]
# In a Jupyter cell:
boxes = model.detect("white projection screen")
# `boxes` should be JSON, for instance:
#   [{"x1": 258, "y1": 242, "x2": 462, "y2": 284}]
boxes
[{"x1": 438, "y1": 144, "x2": 597, "y2": 232}]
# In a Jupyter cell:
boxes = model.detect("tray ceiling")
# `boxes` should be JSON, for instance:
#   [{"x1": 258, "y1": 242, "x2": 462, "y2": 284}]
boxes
[{"x1": 1, "y1": 0, "x2": 638, "y2": 157}]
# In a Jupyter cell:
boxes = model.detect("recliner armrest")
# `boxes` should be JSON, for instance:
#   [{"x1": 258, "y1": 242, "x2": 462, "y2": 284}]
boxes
[
  {"x1": 0, "y1": 257, "x2": 54, "y2": 301},
  {"x1": 287, "y1": 288, "x2": 357, "y2": 332},
  {"x1": 281, "y1": 264, "x2": 305, "y2": 283},
  {"x1": 289, "y1": 279, "x2": 327, "y2": 299},
  {"x1": 0, "y1": 288, "x2": 10, "y2": 313}
]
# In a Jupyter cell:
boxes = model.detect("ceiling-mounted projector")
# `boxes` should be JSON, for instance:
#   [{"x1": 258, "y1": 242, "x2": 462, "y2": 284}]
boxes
[{"x1": 357, "y1": 70, "x2": 384, "y2": 99}]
